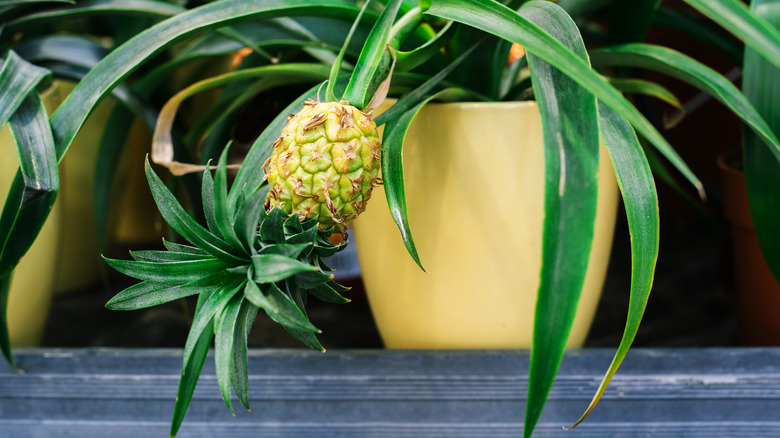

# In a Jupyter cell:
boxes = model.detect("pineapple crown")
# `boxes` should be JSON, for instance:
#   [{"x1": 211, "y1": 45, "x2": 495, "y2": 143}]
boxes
[{"x1": 104, "y1": 147, "x2": 349, "y2": 436}]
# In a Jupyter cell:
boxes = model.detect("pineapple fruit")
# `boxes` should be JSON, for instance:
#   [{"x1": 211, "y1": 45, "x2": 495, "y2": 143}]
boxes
[{"x1": 264, "y1": 99, "x2": 382, "y2": 232}]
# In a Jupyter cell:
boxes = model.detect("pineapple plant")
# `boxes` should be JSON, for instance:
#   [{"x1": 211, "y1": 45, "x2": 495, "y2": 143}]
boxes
[
  {"x1": 3, "y1": 0, "x2": 780, "y2": 437},
  {"x1": 102, "y1": 1, "x2": 414, "y2": 435}
]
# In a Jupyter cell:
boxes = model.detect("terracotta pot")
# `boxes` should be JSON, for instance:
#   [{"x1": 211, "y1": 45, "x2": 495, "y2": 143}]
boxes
[
  {"x1": 718, "y1": 151, "x2": 780, "y2": 346},
  {"x1": 353, "y1": 101, "x2": 619, "y2": 349}
]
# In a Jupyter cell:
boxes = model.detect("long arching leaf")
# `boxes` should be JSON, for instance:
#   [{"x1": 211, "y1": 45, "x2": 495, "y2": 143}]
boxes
[
  {"x1": 590, "y1": 43, "x2": 780, "y2": 164},
  {"x1": 566, "y1": 101, "x2": 659, "y2": 429},
  {"x1": 0, "y1": 91, "x2": 58, "y2": 368},
  {"x1": 151, "y1": 63, "x2": 331, "y2": 174},
  {"x1": 521, "y1": 3, "x2": 599, "y2": 436},
  {"x1": 683, "y1": 0, "x2": 780, "y2": 71},
  {"x1": 378, "y1": 97, "x2": 432, "y2": 271},
  {"x1": 424, "y1": 0, "x2": 704, "y2": 197},
  {"x1": 608, "y1": 78, "x2": 682, "y2": 110},
  {"x1": 0, "y1": 51, "x2": 50, "y2": 133},
  {"x1": 49, "y1": 0, "x2": 360, "y2": 160},
  {"x1": 5, "y1": 0, "x2": 184, "y2": 29}
]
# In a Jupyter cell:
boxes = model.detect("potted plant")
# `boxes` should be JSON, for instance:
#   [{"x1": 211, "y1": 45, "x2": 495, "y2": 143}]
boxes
[
  {"x1": 3, "y1": 0, "x2": 780, "y2": 437},
  {"x1": 0, "y1": 0, "x2": 189, "y2": 348},
  {"x1": 715, "y1": 0, "x2": 780, "y2": 345}
]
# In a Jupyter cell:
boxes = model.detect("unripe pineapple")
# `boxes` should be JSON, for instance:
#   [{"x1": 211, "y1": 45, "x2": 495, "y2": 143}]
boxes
[{"x1": 264, "y1": 99, "x2": 382, "y2": 232}]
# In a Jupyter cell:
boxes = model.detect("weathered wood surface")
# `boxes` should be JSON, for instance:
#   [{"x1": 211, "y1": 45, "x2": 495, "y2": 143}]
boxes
[{"x1": 2, "y1": 348, "x2": 780, "y2": 437}]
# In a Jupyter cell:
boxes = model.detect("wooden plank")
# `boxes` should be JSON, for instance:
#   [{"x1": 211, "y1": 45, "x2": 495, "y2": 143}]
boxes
[{"x1": 2, "y1": 348, "x2": 780, "y2": 437}]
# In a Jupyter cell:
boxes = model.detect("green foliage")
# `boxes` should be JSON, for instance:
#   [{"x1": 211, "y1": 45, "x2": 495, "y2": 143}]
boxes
[
  {"x1": 104, "y1": 156, "x2": 350, "y2": 435},
  {"x1": 3, "y1": 1, "x2": 780, "y2": 437}
]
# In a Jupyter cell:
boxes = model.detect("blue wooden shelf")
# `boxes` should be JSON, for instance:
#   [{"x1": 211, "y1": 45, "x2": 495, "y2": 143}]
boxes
[{"x1": 2, "y1": 348, "x2": 779, "y2": 437}]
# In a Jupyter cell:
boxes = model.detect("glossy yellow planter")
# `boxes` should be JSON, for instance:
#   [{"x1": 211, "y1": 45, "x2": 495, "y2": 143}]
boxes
[
  {"x1": 2, "y1": 81, "x2": 158, "y2": 346},
  {"x1": 54, "y1": 81, "x2": 158, "y2": 294},
  {"x1": 1, "y1": 85, "x2": 61, "y2": 347},
  {"x1": 353, "y1": 102, "x2": 619, "y2": 349}
]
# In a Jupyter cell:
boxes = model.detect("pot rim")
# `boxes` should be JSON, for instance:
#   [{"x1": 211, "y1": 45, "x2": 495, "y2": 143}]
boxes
[
  {"x1": 383, "y1": 99, "x2": 538, "y2": 111},
  {"x1": 717, "y1": 149, "x2": 743, "y2": 177}
]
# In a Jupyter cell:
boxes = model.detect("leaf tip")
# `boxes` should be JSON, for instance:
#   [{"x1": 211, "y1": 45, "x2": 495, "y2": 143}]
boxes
[
  {"x1": 696, "y1": 183, "x2": 707, "y2": 202},
  {"x1": 563, "y1": 418, "x2": 585, "y2": 431}
]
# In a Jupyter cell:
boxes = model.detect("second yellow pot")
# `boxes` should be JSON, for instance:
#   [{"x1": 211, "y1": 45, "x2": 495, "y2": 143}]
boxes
[{"x1": 353, "y1": 101, "x2": 618, "y2": 349}]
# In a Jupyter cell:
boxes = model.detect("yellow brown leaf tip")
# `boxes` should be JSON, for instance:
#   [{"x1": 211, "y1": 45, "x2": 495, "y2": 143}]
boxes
[{"x1": 264, "y1": 101, "x2": 382, "y2": 232}]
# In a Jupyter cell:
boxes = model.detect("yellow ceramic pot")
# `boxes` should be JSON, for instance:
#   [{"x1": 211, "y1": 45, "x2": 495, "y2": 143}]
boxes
[
  {"x1": 1, "y1": 84, "x2": 62, "y2": 347},
  {"x1": 53, "y1": 81, "x2": 110, "y2": 294},
  {"x1": 353, "y1": 101, "x2": 619, "y2": 349},
  {"x1": 54, "y1": 81, "x2": 158, "y2": 294},
  {"x1": 2, "y1": 80, "x2": 158, "y2": 345}
]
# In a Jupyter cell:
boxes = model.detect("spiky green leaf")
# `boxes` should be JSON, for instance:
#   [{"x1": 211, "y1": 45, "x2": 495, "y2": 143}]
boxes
[
  {"x1": 170, "y1": 290, "x2": 215, "y2": 438},
  {"x1": 262, "y1": 283, "x2": 320, "y2": 333},
  {"x1": 230, "y1": 298, "x2": 259, "y2": 411},
  {"x1": 260, "y1": 208, "x2": 286, "y2": 244},
  {"x1": 376, "y1": 97, "x2": 431, "y2": 271},
  {"x1": 105, "y1": 272, "x2": 238, "y2": 310},
  {"x1": 326, "y1": 0, "x2": 372, "y2": 102},
  {"x1": 308, "y1": 282, "x2": 350, "y2": 304},
  {"x1": 213, "y1": 145, "x2": 246, "y2": 252},
  {"x1": 129, "y1": 250, "x2": 212, "y2": 263},
  {"x1": 215, "y1": 292, "x2": 244, "y2": 414},
  {"x1": 201, "y1": 162, "x2": 221, "y2": 238},
  {"x1": 162, "y1": 239, "x2": 206, "y2": 255},
  {"x1": 144, "y1": 158, "x2": 245, "y2": 265},
  {"x1": 104, "y1": 257, "x2": 228, "y2": 283},
  {"x1": 258, "y1": 243, "x2": 312, "y2": 259},
  {"x1": 233, "y1": 186, "x2": 269, "y2": 252},
  {"x1": 250, "y1": 254, "x2": 320, "y2": 283}
]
